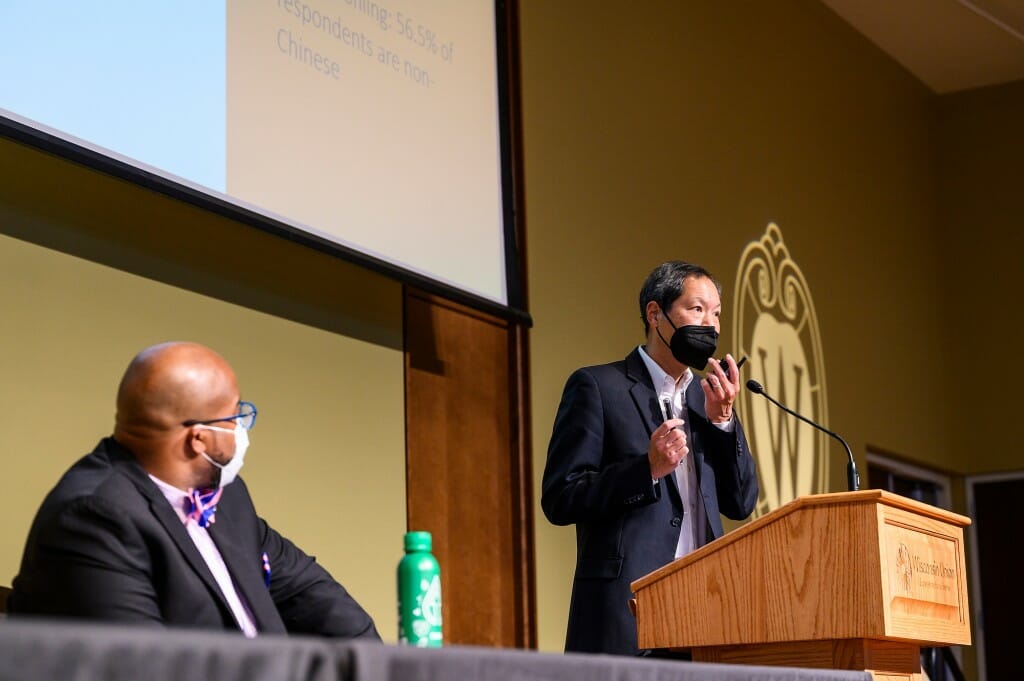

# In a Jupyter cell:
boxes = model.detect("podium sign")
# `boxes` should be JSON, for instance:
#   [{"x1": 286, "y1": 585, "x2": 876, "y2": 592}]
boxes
[{"x1": 631, "y1": 491, "x2": 970, "y2": 680}]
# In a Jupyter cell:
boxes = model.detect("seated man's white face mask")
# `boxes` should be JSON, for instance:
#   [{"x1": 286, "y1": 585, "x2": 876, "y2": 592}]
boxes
[{"x1": 194, "y1": 422, "x2": 249, "y2": 488}]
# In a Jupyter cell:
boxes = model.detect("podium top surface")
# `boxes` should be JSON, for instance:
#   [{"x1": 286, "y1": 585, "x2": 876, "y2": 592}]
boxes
[{"x1": 632, "y1": 490, "x2": 970, "y2": 592}]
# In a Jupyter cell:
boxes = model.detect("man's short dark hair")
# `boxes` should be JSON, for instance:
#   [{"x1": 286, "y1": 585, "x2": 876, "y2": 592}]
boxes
[{"x1": 639, "y1": 261, "x2": 722, "y2": 333}]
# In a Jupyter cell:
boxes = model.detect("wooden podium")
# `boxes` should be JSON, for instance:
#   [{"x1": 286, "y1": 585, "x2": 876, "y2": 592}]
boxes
[{"x1": 631, "y1": 491, "x2": 971, "y2": 681}]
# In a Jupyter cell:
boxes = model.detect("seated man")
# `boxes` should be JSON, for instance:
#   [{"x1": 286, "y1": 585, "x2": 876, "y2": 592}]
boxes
[{"x1": 8, "y1": 341, "x2": 379, "y2": 639}]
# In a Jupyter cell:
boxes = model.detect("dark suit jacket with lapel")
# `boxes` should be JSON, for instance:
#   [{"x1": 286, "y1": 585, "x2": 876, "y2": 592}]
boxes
[
  {"x1": 541, "y1": 348, "x2": 758, "y2": 656},
  {"x1": 9, "y1": 437, "x2": 379, "y2": 640}
]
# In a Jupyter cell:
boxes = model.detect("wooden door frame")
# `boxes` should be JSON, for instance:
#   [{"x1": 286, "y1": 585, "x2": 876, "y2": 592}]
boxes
[
  {"x1": 965, "y1": 470, "x2": 1024, "y2": 681},
  {"x1": 403, "y1": 288, "x2": 536, "y2": 648}
]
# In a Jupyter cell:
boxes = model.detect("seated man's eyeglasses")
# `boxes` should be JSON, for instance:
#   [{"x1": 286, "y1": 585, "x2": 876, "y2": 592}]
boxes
[{"x1": 182, "y1": 401, "x2": 258, "y2": 430}]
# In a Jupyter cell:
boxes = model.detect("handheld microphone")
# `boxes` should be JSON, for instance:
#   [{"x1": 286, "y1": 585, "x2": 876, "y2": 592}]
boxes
[
  {"x1": 745, "y1": 379, "x2": 860, "y2": 492},
  {"x1": 660, "y1": 395, "x2": 673, "y2": 423}
]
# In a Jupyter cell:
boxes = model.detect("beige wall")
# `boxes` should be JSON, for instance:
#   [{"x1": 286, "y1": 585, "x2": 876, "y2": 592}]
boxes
[
  {"x1": 0, "y1": 139, "x2": 406, "y2": 640},
  {"x1": 519, "y1": 0, "x2": 1021, "y2": 654},
  {"x1": 935, "y1": 80, "x2": 1024, "y2": 475}
]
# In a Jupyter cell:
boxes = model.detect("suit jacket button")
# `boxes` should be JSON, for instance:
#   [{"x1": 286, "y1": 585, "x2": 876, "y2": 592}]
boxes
[{"x1": 670, "y1": 516, "x2": 682, "y2": 527}]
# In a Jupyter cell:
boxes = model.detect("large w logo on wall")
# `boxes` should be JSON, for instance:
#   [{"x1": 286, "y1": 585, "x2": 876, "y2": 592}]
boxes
[{"x1": 733, "y1": 224, "x2": 830, "y2": 517}]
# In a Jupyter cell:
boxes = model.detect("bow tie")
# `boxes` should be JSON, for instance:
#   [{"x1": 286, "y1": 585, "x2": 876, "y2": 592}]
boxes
[{"x1": 185, "y1": 488, "x2": 223, "y2": 528}]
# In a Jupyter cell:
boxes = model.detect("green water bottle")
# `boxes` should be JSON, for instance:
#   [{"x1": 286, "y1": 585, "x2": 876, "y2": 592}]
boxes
[{"x1": 397, "y1": 530, "x2": 443, "y2": 647}]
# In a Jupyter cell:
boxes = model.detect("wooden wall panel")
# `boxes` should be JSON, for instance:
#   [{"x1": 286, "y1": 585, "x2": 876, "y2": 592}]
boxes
[{"x1": 403, "y1": 288, "x2": 535, "y2": 647}]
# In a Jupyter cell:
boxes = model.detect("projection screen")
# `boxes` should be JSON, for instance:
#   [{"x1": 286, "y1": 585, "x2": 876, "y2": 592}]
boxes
[{"x1": 0, "y1": 0, "x2": 520, "y2": 312}]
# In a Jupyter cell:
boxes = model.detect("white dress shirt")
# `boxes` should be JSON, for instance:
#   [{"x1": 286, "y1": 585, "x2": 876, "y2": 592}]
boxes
[
  {"x1": 637, "y1": 346, "x2": 716, "y2": 559},
  {"x1": 148, "y1": 474, "x2": 258, "y2": 637}
]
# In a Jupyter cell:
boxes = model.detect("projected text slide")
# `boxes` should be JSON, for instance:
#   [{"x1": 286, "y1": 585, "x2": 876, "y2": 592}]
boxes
[{"x1": 226, "y1": 0, "x2": 506, "y2": 303}]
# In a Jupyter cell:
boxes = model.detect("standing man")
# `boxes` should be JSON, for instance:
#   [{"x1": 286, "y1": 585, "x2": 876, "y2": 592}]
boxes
[
  {"x1": 9, "y1": 341, "x2": 379, "y2": 639},
  {"x1": 542, "y1": 261, "x2": 759, "y2": 655}
]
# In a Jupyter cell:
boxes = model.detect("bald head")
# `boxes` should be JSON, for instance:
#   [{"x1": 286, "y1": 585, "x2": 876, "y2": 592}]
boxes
[{"x1": 115, "y1": 342, "x2": 239, "y2": 439}]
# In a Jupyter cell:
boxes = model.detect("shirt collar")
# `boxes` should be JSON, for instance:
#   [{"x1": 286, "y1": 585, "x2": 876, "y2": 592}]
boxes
[
  {"x1": 638, "y1": 344, "x2": 692, "y2": 397},
  {"x1": 148, "y1": 474, "x2": 191, "y2": 525}
]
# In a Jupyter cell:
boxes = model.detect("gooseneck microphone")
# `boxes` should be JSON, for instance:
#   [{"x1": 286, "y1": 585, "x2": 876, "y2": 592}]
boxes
[{"x1": 745, "y1": 379, "x2": 860, "y2": 492}]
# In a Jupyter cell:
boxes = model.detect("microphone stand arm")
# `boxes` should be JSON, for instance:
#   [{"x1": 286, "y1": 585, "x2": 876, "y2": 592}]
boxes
[{"x1": 757, "y1": 391, "x2": 860, "y2": 492}]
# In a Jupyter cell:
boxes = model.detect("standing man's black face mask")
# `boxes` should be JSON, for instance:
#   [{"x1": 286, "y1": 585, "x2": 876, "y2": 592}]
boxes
[{"x1": 656, "y1": 307, "x2": 719, "y2": 370}]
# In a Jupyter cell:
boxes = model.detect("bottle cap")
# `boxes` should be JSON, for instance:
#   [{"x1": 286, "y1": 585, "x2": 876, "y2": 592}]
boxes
[{"x1": 404, "y1": 530, "x2": 432, "y2": 552}]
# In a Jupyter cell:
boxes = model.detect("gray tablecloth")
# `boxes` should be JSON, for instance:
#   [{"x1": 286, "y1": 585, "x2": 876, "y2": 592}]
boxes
[
  {"x1": 0, "y1": 619, "x2": 334, "y2": 681},
  {"x1": 337, "y1": 641, "x2": 872, "y2": 681},
  {"x1": 0, "y1": 619, "x2": 871, "y2": 681}
]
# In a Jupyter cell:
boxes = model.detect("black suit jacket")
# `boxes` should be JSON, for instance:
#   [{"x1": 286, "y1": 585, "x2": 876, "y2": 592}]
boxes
[
  {"x1": 9, "y1": 437, "x2": 379, "y2": 639},
  {"x1": 541, "y1": 348, "x2": 758, "y2": 655}
]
